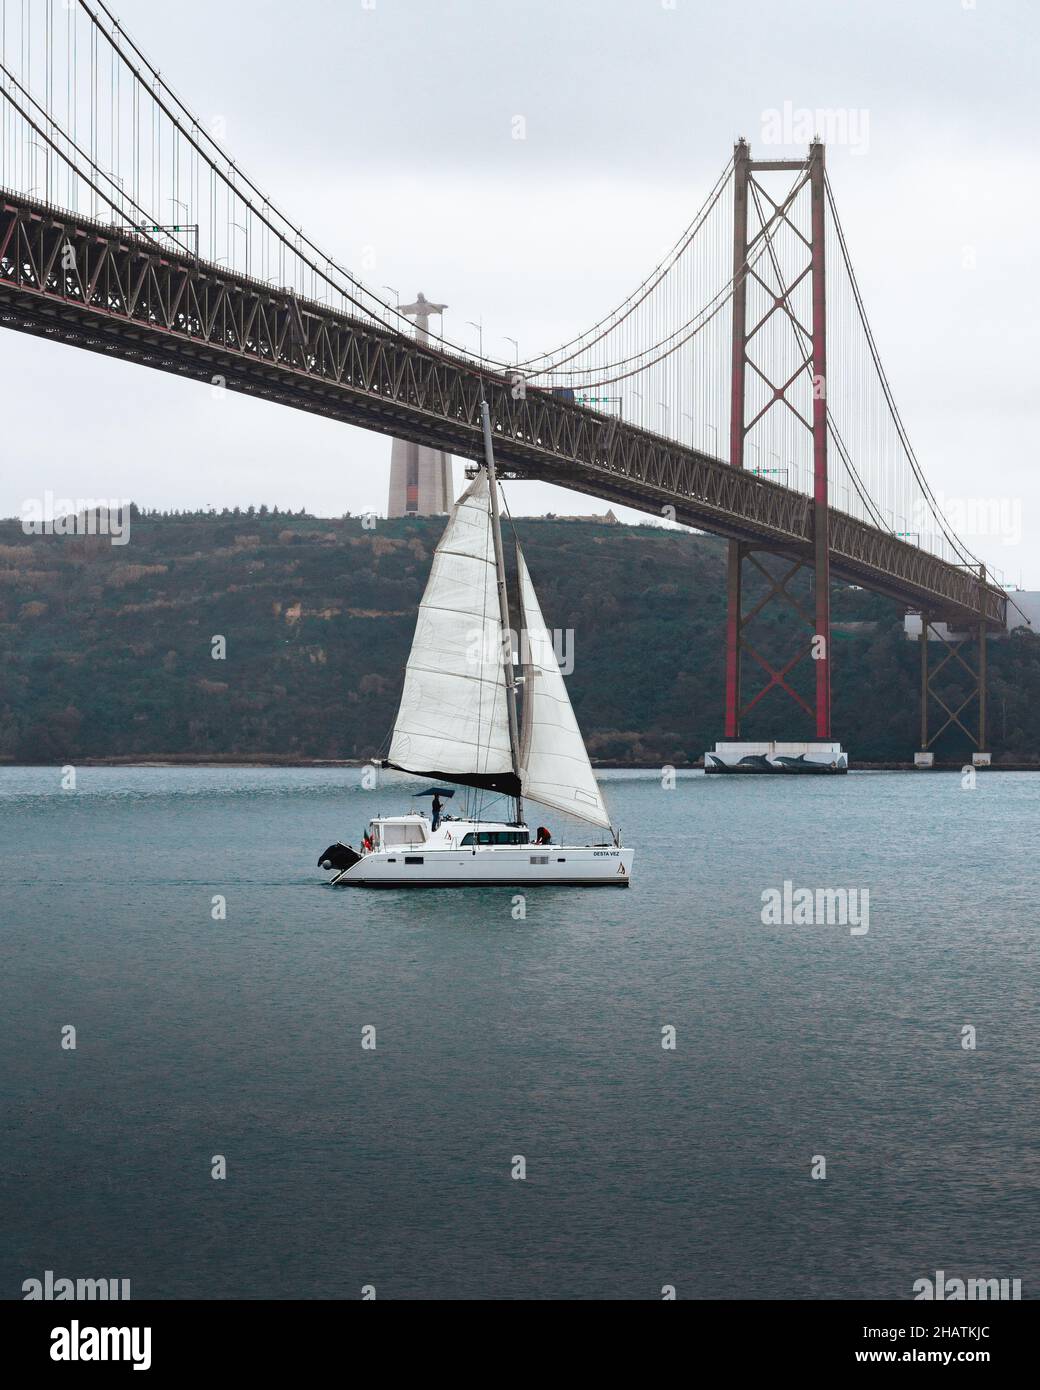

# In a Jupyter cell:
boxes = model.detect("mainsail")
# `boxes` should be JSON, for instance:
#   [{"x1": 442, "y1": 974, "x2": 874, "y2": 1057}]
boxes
[
  {"x1": 516, "y1": 547, "x2": 612, "y2": 829},
  {"x1": 385, "y1": 473, "x2": 519, "y2": 795}
]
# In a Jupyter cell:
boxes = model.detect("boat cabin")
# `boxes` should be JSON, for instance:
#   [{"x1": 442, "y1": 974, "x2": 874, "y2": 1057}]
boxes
[
  {"x1": 364, "y1": 814, "x2": 533, "y2": 852},
  {"x1": 366, "y1": 814, "x2": 429, "y2": 850}
]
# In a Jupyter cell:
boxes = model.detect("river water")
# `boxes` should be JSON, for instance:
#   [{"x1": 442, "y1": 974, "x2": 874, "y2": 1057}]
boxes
[{"x1": 2, "y1": 766, "x2": 1036, "y2": 1299}]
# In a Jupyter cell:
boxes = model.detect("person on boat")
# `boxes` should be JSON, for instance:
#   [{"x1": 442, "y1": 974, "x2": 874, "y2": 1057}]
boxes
[
  {"x1": 536, "y1": 825, "x2": 552, "y2": 845},
  {"x1": 432, "y1": 793, "x2": 443, "y2": 830}
]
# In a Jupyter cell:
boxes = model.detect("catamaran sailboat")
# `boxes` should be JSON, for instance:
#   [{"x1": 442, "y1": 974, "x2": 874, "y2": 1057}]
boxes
[{"x1": 318, "y1": 402, "x2": 634, "y2": 887}]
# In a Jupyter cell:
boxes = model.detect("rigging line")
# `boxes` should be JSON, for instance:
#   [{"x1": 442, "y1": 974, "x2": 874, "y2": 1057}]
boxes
[
  {"x1": 45, "y1": 0, "x2": 51, "y2": 197},
  {"x1": 498, "y1": 477, "x2": 526, "y2": 576},
  {"x1": 498, "y1": 482, "x2": 526, "y2": 773},
  {"x1": 472, "y1": 452, "x2": 499, "y2": 827},
  {"x1": 824, "y1": 171, "x2": 980, "y2": 570},
  {"x1": 461, "y1": 389, "x2": 496, "y2": 824}
]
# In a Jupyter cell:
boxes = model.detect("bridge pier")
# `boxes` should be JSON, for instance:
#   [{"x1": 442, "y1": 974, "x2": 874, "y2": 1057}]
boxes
[
  {"x1": 708, "y1": 545, "x2": 847, "y2": 772},
  {"x1": 707, "y1": 138, "x2": 846, "y2": 774},
  {"x1": 723, "y1": 542, "x2": 743, "y2": 739},
  {"x1": 915, "y1": 609, "x2": 990, "y2": 767}
]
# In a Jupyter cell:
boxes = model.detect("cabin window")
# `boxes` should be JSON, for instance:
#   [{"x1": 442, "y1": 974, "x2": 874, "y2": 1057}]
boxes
[
  {"x1": 460, "y1": 831, "x2": 530, "y2": 846},
  {"x1": 404, "y1": 856, "x2": 424, "y2": 865},
  {"x1": 379, "y1": 823, "x2": 426, "y2": 848},
  {"x1": 529, "y1": 855, "x2": 549, "y2": 865}
]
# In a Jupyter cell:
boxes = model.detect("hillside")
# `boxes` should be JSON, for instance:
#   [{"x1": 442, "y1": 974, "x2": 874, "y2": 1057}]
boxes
[{"x1": 2, "y1": 505, "x2": 1038, "y2": 764}]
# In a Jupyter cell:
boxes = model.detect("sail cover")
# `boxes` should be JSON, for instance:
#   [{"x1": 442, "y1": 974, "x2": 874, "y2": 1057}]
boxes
[
  {"x1": 517, "y1": 547, "x2": 611, "y2": 828},
  {"x1": 386, "y1": 473, "x2": 518, "y2": 794}
]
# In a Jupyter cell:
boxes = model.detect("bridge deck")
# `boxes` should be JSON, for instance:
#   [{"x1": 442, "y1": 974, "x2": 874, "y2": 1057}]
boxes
[{"x1": 0, "y1": 191, "x2": 1005, "y2": 630}]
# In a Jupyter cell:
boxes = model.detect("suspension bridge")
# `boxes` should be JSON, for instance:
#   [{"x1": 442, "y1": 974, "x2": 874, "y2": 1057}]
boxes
[{"x1": 0, "y1": 1, "x2": 1011, "y2": 766}]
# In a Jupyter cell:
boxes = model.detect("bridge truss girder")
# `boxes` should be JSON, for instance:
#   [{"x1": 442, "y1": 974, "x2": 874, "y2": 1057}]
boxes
[{"x1": 0, "y1": 191, "x2": 1006, "y2": 635}]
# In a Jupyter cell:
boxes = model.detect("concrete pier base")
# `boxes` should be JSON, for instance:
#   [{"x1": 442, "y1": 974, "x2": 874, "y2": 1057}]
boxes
[{"x1": 704, "y1": 740, "x2": 848, "y2": 773}]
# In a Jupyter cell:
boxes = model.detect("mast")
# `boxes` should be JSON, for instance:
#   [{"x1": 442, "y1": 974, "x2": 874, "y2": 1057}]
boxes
[{"x1": 479, "y1": 399, "x2": 524, "y2": 824}]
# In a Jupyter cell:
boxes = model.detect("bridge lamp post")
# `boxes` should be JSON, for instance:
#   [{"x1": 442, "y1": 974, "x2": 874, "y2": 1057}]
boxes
[
  {"x1": 503, "y1": 336, "x2": 520, "y2": 368},
  {"x1": 231, "y1": 220, "x2": 249, "y2": 276},
  {"x1": 319, "y1": 260, "x2": 338, "y2": 309},
  {"x1": 467, "y1": 319, "x2": 484, "y2": 362},
  {"x1": 27, "y1": 138, "x2": 50, "y2": 204},
  {"x1": 168, "y1": 197, "x2": 191, "y2": 252},
  {"x1": 383, "y1": 285, "x2": 402, "y2": 329},
  {"x1": 658, "y1": 402, "x2": 671, "y2": 435},
  {"x1": 101, "y1": 174, "x2": 126, "y2": 228},
  {"x1": 27, "y1": 135, "x2": 46, "y2": 170},
  {"x1": 705, "y1": 421, "x2": 718, "y2": 453}
]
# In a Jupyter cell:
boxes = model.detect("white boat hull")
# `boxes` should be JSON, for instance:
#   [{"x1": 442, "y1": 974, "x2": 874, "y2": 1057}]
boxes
[{"x1": 330, "y1": 843, "x2": 633, "y2": 888}]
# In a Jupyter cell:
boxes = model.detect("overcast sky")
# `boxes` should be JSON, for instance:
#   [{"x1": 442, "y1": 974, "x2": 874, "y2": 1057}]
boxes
[{"x1": 3, "y1": 0, "x2": 1038, "y2": 583}]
